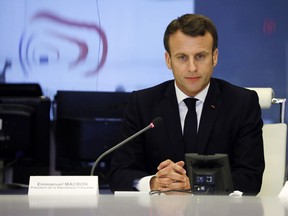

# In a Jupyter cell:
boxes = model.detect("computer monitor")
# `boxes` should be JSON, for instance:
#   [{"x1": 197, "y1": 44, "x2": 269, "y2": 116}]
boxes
[
  {"x1": 0, "y1": 83, "x2": 51, "y2": 188},
  {"x1": 54, "y1": 90, "x2": 130, "y2": 187},
  {"x1": 185, "y1": 153, "x2": 234, "y2": 195}
]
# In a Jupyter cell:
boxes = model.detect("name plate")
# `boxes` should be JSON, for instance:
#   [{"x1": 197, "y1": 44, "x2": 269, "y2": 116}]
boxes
[{"x1": 28, "y1": 176, "x2": 99, "y2": 195}]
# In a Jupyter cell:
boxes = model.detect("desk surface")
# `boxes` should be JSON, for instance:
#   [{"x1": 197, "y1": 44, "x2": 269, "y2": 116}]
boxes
[{"x1": 0, "y1": 194, "x2": 287, "y2": 216}]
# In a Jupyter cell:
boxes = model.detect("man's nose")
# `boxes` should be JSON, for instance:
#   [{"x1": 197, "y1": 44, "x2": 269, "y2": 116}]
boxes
[{"x1": 187, "y1": 58, "x2": 197, "y2": 72}]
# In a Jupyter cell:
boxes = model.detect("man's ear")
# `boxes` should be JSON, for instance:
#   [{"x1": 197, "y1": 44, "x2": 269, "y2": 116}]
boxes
[
  {"x1": 212, "y1": 48, "x2": 218, "y2": 67},
  {"x1": 165, "y1": 52, "x2": 172, "y2": 69}
]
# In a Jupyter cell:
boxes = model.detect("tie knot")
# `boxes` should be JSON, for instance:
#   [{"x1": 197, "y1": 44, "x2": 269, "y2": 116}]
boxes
[{"x1": 184, "y1": 98, "x2": 198, "y2": 110}]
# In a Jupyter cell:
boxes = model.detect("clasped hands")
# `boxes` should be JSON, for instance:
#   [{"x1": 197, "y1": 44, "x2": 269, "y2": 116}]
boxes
[{"x1": 150, "y1": 159, "x2": 190, "y2": 191}]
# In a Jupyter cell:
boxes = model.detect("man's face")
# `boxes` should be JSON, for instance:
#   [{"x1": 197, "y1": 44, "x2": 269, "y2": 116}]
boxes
[{"x1": 165, "y1": 30, "x2": 218, "y2": 97}]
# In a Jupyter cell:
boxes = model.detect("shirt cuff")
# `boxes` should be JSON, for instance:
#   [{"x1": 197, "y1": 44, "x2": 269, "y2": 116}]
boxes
[{"x1": 135, "y1": 175, "x2": 154, "y2": 191}]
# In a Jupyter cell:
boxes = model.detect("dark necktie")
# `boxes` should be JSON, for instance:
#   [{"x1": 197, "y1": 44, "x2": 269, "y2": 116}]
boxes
[{"x1": 183, "y1": 98, "x2": 198, "y2": 152}]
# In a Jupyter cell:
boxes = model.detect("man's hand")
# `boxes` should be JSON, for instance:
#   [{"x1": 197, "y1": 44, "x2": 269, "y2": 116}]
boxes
[{"x1": 150, "y1": 159, "x2": 190, "y2": 191}]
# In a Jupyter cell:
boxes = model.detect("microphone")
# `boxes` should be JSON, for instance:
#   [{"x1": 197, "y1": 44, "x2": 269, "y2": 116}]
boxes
[{"x1": 90, "y1": 117, "x2": 163, "y2": 176}]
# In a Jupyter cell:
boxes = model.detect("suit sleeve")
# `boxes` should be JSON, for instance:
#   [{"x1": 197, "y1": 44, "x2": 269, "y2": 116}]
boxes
[
  {"x1": 230, "y1": 90, "x2": 265, "y2": 195},
  {"x1": 109, "y1": 91, "x2": 151, "y2": 192}
]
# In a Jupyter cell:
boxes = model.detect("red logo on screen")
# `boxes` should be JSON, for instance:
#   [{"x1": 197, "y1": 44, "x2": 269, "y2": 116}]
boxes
[{"x1": 19, "y1": 11, "x2": 108, "y2": 77}]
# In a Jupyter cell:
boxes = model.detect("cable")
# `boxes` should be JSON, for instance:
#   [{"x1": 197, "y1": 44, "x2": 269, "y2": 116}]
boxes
[{"x1": 95, "y1": 0, "x2": 101, "y2": 90}]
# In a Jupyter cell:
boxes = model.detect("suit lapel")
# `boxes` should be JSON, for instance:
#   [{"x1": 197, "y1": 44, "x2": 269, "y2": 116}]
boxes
[
  {"x1": 197, "y1": 79, "x2": 222, "y2": 154},
  {"x1": 160, "y1": 82, "x2": 185, "y2": 161}
]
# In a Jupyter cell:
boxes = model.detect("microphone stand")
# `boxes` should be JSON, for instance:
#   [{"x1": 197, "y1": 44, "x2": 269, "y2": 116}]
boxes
[{"x1": 90, "y1": 123, "x2": 153, "y2": 176}]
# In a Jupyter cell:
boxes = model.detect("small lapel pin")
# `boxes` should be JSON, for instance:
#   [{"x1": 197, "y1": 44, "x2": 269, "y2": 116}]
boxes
[{"x1": 211, "y1": 105, "x2": 216, "y2": 109}]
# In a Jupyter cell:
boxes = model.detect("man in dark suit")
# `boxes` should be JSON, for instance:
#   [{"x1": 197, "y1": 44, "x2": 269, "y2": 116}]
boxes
[{"x1": 109, "y1": 14, "x2": 264, "y2": 195}]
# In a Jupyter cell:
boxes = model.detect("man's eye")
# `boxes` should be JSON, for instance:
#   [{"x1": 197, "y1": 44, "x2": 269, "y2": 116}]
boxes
[
  {"x1": 178, "y1": 55, "x2": 187, "y2": 61},
  {"x1": 195, "y1": 54, "x2": 206, "y2": 61}
]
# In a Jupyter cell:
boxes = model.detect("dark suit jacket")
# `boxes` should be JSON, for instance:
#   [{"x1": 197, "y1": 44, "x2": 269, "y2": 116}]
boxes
[{"x1": 109, "y1": 78, "x2": 265, "y2": 195}]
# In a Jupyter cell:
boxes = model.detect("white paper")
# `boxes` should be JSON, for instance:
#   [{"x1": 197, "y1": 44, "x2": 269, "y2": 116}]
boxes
[{"x1": 278, "y1": 181, "x2": 288, "y2": 198}]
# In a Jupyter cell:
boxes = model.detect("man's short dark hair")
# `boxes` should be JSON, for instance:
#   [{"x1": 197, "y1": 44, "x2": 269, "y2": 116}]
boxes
[{"x1": 163, "y1": 14, "x2": 218, "y2": 54}]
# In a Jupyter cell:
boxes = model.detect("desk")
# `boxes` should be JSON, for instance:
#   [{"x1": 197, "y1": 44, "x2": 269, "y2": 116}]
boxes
[{"x1": 0, "y1": 194, "x2": 287, "y2": 216}]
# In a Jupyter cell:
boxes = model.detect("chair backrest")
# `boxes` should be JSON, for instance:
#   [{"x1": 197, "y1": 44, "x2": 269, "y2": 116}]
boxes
[
  {"x1": 247, "y1": 88, "x2": 287, "y2": 196},
  {"x1": 260, "y1": 123, "x2": 287, "y2": 196}
]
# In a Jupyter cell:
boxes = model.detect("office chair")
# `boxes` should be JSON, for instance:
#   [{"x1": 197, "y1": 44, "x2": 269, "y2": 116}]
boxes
[{"x1": 246, "y1": 88, "x2": 287, "y2": 197}]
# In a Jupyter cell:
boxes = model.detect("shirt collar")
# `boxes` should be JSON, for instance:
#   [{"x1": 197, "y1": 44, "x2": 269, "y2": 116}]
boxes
[{"x1": 174, "y1": 81, "x2": 210, "y2": 104}]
